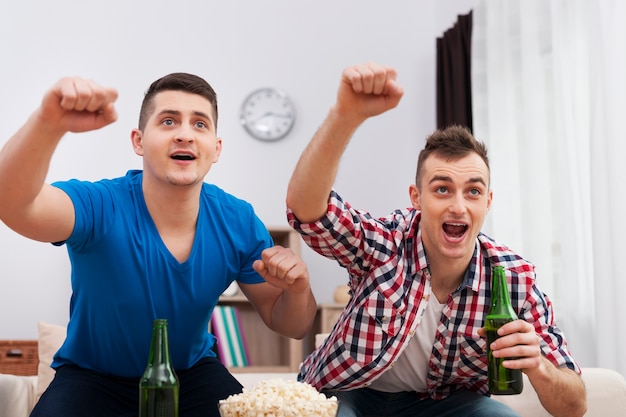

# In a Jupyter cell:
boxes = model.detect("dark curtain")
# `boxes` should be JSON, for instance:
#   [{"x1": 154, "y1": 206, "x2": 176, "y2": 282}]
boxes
[{"x1": 436, "y1": 11, "x2": 473, "y2": 132}]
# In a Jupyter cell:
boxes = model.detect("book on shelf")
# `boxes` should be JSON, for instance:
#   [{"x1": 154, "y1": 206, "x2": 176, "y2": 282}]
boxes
[{"x1": 210, "y1": 305, "x2": 249, "y2": 367}]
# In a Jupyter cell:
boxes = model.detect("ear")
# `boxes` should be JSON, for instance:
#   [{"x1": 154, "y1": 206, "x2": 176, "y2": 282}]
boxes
[
  {"x1": 409, "y1": 184, "x2": 421, "y2": 210},
  {"x1": 487, "y1": 189, "x2": 493, "y2": 211},
  {"x1": 213, "y1": 137, "x2": 223, "y2": 163},
  {"x1": 130, "y1": 128, "x2": 144, "y2": 156}
]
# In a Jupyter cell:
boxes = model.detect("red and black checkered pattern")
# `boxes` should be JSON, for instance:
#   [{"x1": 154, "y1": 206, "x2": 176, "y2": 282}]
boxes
[{"x1": 287, "y1": 190, "x2": 580, "y2": 399}]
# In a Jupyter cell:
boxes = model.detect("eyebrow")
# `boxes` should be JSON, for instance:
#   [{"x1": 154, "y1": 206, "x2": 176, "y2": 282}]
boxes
[
  {"x1": 429, "y1": 175, "x2": 487, "y2": 187},
  {"x1": 157, "y1": 109, "x2": 212, "y2": 121}
]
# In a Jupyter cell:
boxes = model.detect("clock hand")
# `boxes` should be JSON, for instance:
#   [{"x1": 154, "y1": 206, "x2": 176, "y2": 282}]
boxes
[
  {"x1": 251, "y1": 112, "x2": 292, "y2": 123},
  {"x1": 250, "y1": 111, "x2": 274, "y2": 123}
]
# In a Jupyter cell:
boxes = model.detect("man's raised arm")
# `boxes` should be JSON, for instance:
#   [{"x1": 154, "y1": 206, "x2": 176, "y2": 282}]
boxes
[
  {"x1": 0, "y1": 77, "x2": 118, "y2": 242},
  {"x1": 286, "y1": 62, "x2": 404, "y2": 223}
]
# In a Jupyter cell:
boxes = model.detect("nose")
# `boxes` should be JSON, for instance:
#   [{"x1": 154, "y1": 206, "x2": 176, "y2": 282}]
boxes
[
  {"x1": 174, "y1": 124, "x2": 194, "y2": 143},
  {"x1": 448, "y1": 193, "x2": 467, "y2": 215}
]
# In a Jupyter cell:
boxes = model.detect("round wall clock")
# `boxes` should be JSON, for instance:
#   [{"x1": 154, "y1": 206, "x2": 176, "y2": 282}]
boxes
[{"x1": 240, "y1": 87, "x2": 296, "y2": 141}]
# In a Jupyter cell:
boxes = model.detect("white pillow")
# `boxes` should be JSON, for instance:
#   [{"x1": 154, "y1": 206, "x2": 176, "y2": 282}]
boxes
[{"x1": 36, "y1": 321, "x2": 66, "y2": 401}]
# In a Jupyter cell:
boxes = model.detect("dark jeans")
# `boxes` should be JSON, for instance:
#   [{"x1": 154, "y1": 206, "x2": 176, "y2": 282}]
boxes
[
  {"x1": 326, "y1": 387, "x2": 523, "y2": 417},
  {"x1": 30, "y1": 357, "x2": 242, "y2": 417}
]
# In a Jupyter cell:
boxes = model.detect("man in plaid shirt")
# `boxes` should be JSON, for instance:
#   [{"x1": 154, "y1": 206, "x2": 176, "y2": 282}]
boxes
[{"x1": 285, "y1": 62, "x2": 586, "y2": 417}]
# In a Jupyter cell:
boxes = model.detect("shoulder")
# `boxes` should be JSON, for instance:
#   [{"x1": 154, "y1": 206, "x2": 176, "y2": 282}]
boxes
[
  {"x1": 200, "y1": 182, "x2": 255, "y2": 212},
  {"x1": 326, "y1": 189, "x2": 418, "y2": 229},
  {"x1": 199, "y1": 183, "x2": 266, "y2": 237},
  {"x1": 52, "y1": 171, "x2": 138, "y2": 197},
  {"x1": 199, "y1": 183, "x2": 271, "y2": 251},
  {"x1": 478, "y1": 232, "x2": 535, "y2": 277}
]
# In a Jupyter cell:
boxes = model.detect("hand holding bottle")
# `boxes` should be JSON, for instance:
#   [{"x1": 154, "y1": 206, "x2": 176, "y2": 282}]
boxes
[
  {"x1": 480, "y1": 266, "x2": 546, "y2": 394},
  {"x1": 479, "y1": 319, "x2": 545, "y2": 371},
  {"x1": 482, "y1": 265, "x2": 524, "y2": 394}
]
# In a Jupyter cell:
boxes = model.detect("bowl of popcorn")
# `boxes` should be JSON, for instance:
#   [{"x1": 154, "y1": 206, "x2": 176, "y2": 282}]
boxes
[{"x1": 218, "y1": 378, "x2": 339, "y2": 417}]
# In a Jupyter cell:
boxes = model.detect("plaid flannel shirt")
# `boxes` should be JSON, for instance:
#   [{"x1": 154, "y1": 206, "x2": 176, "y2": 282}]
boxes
[{"x1": 287, "y1": 190, "x2": 580, "y2": 399}]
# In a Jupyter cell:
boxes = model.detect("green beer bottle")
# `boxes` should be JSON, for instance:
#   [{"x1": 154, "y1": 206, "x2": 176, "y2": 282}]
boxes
[
  {"x1": 139, "y1": 319, "x2": 179, "y2": 416},
  {"x1": 485, "y1": 266, "x2": 523, "y2": 395}
]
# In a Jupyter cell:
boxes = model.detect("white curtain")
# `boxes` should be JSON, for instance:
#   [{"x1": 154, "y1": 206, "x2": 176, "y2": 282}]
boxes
[{"x1": 472, "y1": 0, "x2": 626, "y2": 377}]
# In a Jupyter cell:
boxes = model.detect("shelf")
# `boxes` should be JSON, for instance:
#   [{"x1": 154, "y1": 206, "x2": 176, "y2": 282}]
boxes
[
  {"x1": 266, "y1": 226, "x2": 301, "y2": 254},
  {"x1": 228, "y1": 365, "x2": 293, "y2": 374},
  {"x1": 216, "y1": 297, "x2": 304, "y2": 372},
  {"x1": 215, "y1": 227, "x2": 311, "y2": 373},
  {"x1": 318, "y1": 303, "x2": 346, "y2": 333}
]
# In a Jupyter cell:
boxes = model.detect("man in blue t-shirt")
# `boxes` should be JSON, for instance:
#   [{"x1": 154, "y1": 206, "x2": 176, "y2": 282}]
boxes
[{"x1": 0, "y1": 73, "x2": 317, "y2": 417}]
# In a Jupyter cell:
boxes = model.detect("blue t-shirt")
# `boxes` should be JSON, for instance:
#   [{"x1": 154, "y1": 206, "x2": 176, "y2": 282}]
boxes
[{"x1": 50, "y1": 170, "x2": 271, "y2": 377}]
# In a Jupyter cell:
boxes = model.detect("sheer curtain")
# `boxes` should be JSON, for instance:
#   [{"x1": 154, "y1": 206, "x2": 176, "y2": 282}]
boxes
[{"x1": 472, "y1": 0, "x2": 626, "y2": 377}]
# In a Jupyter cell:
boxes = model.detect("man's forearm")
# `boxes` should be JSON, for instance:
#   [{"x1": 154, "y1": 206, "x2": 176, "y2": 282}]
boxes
[
  {"x1": 0, "y1": 112, "x2": 63, "y2": 217},
  {"x1": 527, "y1": 357, "x2": 587, "y2": 417},
  {"x1": 286, "y1": 107, "x2": 361, "y2": 223},
  {"x1": 271, "y1": 288, "x2": 317, "y2": 340}
]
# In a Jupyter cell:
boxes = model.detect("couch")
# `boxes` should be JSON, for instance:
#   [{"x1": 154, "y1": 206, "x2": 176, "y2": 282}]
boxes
[{"x1": 2, "y1": 322, "x2": 626, "y2": 417}]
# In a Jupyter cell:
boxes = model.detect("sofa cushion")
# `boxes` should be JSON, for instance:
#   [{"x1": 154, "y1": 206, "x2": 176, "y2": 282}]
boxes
[
  {"x1": 0, "y1": 373, "x2": 37, "y2": 417},
  {"x1": 488, "y1": 368, "x2": 626, "y2": 417},
  {"x1": 36, "y1": 321, "x2": 66, "y2": 401}
]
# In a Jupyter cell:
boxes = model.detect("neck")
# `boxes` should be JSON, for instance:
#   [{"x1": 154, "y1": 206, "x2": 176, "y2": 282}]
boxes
[
  {"x1": 427, "y1": 254, "x2": 471, "y2": 303},
  {"x1": 141, "y1": 176, "x2": 200, "y2": 263},
  {"x1": 142, "y1": 175, "x2": 201, "y2": 229}
]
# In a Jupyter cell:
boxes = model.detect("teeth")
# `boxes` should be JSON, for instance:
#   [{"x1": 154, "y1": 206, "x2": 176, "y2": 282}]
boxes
[
  {"x1": 443, "y1": 222, "x2": 467, "y2": 238},
  {"x1": 172, "y1": 154, "x2": 194, "y2": 160}
]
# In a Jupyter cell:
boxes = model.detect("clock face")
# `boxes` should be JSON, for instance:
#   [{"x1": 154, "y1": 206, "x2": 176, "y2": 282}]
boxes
[{"x1": 240, "y1": 88, "x2": 295, "y2": 141}]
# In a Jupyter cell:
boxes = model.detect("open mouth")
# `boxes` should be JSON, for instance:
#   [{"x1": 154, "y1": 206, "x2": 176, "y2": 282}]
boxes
[
  {"x1": 443, "y1": 222, "x2": 468, "y2": 238},
  {"x1": 171, "y1": 153, "x2": 195, "y2": 161}
]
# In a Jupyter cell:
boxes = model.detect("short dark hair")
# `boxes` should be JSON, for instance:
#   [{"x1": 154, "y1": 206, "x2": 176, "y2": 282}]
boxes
[
  {"x1": 138, "y1": 72, "x2": 218, "y2": 131},
  {"x1": 415, "y1": 125, "x2": 489, "y2": 189}
]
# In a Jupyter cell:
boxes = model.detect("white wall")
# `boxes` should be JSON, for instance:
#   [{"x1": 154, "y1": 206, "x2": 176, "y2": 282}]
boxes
[{"x1": 0, "y1": 0, "x2": 477, "y2": 338}]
